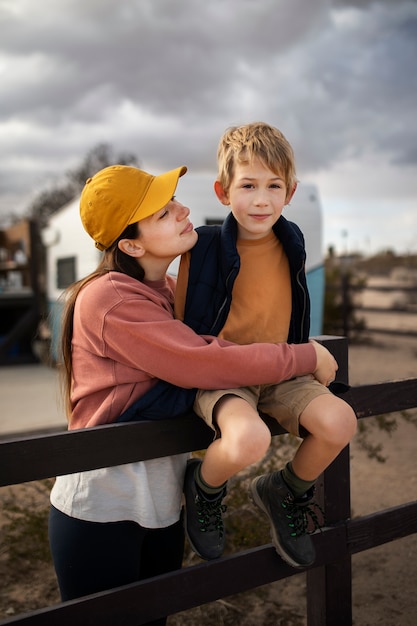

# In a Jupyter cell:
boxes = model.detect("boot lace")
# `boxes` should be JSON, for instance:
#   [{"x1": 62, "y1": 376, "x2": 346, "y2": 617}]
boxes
[
  {"x1": 281, "y1": 495, "x2": 324, "y2": 537},
  {"x1": 195, "y1": 496, "x2": 227, "y2": 534}
]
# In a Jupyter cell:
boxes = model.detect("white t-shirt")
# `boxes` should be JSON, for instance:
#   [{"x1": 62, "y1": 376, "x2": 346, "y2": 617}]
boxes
[{"x1": 50, "y1": 453, "x2": 188, "y2": 529}]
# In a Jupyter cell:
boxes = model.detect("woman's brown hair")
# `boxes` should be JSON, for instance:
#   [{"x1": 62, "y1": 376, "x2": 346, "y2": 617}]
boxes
[{"x1": 59, "y1": 222, "x2": 143, "y2": 418}]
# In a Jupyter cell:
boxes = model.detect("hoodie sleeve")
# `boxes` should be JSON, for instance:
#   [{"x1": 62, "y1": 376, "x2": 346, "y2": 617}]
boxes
[{"x1": 97, "y1": 286, "x2": 317, "y2": 390}]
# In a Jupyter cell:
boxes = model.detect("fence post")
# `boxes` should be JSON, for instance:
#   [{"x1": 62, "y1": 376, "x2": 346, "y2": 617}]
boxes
[
  {"x1": 306, "y1": 336, "x2": 352, "y2": 625},
  {"x1": 341, "y1": 271, "x2": 350, "y2": 338}
]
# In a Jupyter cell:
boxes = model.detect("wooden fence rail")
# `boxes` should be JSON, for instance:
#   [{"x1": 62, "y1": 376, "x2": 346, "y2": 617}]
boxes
[
  {"x1": 1, "y1": 336, "x2": 417, "y2": 625},
  {"x1": 326, "y1": 278, "x2": 417, "y2": 338}
]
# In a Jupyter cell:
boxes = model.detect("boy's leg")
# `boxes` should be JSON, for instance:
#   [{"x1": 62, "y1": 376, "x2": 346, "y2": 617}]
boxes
[
  {"x1": 202, "y1": 395, "x2": 271, "y2": 486},
  {"x1": 184, "y1": 393, "x2": 271, "y2": 560},
  {"x1": 293, "y1": 393, "x2": 357, "y2": 481},
  {"x1": 251, "y1": 382, "x2": 357, "y2": 568}
]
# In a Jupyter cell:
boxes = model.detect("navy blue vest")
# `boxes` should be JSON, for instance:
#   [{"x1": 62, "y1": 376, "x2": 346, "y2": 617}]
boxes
[
  {"x1": 117, "y1": 380, "x2": 196, "y2": 423},
  {"x1": 183, "y1": 212, "x2": 310, "y2": 343}
]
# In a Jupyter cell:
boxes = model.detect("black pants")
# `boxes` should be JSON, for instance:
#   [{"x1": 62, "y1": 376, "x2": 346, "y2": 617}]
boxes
[{"x1": 49, "y1": 505, "x2": 185, "y2": 626}]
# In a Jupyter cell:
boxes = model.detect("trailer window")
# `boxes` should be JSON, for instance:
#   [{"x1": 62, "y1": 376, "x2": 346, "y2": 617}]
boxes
[{"x1": 57, "y1": 257, "x2": 76, "y2": 289}]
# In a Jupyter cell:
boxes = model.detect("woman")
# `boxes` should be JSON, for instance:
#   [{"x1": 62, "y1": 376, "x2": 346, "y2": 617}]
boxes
[{"x1": 48, "y1": 164, "x2": 337, "y2": 626}]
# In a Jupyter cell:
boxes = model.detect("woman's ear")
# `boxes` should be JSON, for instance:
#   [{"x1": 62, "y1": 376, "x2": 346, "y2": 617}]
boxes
[
  {"x1": 214, "y1": 180, "x2": 230, "y2": 206},
  {"x1": 118, "y1": 239, "x2": 145, "y2": 258}
]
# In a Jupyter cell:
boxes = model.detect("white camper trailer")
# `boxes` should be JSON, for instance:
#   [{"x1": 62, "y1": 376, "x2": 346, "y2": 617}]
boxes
[{"x1": 43, "y1": 175, "x2": 324, "y2": 359}]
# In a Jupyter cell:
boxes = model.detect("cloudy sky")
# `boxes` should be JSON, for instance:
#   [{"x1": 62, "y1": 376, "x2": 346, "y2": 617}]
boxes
[{"x1": 1, "y1": 0, "x2": 417, "y2": 255}]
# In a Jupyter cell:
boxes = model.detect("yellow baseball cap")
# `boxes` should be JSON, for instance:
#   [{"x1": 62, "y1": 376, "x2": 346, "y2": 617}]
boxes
[{"x1": 80, "y1": 164, "x2": 187, "y2": 250}]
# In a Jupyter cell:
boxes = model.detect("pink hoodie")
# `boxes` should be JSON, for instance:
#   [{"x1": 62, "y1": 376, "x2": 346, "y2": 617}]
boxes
[{"x1": 69, "y1": 272, "x2": 316, "y2": 429}]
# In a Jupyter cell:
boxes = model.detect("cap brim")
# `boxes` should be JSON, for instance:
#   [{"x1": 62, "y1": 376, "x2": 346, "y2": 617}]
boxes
[{"x1": 128, "y1": 166, "x2": 187, "y2": 225}]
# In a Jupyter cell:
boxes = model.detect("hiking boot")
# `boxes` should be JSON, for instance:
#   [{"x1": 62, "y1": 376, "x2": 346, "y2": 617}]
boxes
[
  {"x1": 183, "y1": 458, "x2": 226, "y2": 560},
  {"x1": 250, "y1": 471, "x2": 323, "y2": 568}
]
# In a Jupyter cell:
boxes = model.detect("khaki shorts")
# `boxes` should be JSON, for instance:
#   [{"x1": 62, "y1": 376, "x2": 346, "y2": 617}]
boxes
[{"x1": 194, "y1": 376, "x2": 332, "y2": 438}]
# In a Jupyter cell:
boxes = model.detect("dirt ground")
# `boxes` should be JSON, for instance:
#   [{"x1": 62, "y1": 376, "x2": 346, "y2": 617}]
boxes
[{"x1": 1, "y1": 332, "x2": 416, "y2": 625}]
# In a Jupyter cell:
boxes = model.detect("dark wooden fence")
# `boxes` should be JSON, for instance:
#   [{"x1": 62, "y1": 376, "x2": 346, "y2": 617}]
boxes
[
  {"x1": 1, "y1": 336, "x2": 417, "y2": 625},
  {"x1": 327, "y1": 276, "x2": 417, "y2": 338}
]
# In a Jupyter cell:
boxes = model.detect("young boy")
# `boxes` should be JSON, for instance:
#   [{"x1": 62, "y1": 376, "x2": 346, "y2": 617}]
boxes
[{"x1": 175, "y1": 122, "x2": 357, "y2": 567}]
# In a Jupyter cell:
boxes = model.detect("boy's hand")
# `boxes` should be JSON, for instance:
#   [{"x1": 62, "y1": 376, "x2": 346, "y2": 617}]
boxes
[{"x1": 309, "y1": 339, "x2": 338, "y2": 387}]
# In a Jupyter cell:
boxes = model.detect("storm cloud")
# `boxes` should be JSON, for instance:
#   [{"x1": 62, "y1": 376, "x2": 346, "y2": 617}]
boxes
[{"x1": 1, "y1": 0, "x2": 416, "y2": 252}]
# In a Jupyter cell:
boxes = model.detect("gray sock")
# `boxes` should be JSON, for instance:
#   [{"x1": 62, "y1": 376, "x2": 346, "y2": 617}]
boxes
[
  {"x1": 194, "y1": 463, "x2": 226, "y2": 499},
  {"x1": 281, "y1": 462, "x2": 316, "y2": 498}
]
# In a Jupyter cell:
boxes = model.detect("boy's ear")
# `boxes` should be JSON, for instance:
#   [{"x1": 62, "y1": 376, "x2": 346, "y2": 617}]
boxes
[
  {"x1": 214, "y1": 180, "x2": 230, "y2": 206},
  {"x1": 286, "y1": 182, "x2": 297, "y2": 204},
  {"x1": 118, "y1": 238, "x2": 145, "y2": 258}
]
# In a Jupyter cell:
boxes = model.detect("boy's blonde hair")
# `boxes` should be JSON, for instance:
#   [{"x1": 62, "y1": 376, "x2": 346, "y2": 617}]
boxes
[{"x1": 216, "y1": 122, "x2": 297, "y2": 198}]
